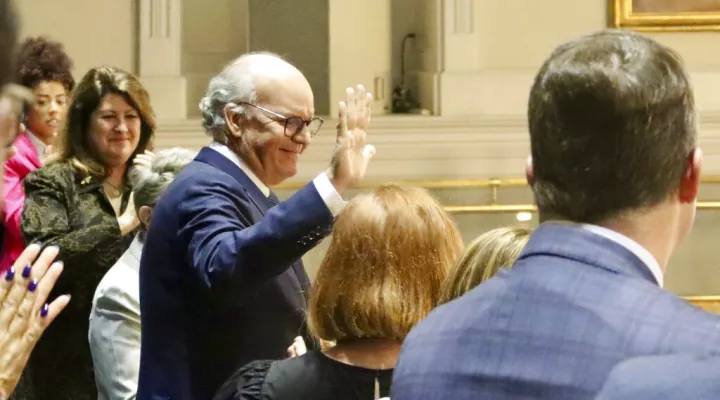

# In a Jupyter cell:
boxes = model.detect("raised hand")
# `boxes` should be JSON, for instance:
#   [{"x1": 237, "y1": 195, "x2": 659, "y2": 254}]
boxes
[
  {"x1": 326, "y1": 85, "x2": 376, "y2": 194},
  {"x1": 134, "y1": 150, "x2": 157, "y2": 169},
  {"x1": 0, "y1": 244, "x2": 69, "y2": 399},
  {"x1": 117, "y1": 192, "x2": 140, "y2": 236},
  {"x1": 286, "y1": 336, "x2": 307, "y2": 358}
]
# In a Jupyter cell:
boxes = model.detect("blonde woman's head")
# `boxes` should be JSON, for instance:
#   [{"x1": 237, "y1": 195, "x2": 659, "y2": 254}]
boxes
[{"x1": 440, "y1": 226, "x2": 532, "y2": 303}]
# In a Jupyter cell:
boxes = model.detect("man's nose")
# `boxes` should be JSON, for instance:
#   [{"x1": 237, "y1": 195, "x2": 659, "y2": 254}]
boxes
[{"x1": 292, "y1": 125, "x2": 311, "y2": 144}]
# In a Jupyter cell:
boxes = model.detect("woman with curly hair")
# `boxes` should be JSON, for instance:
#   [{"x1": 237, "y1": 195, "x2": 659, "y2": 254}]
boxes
[{"x1": 1, "y1": 36, "x2": 74, "y2": 272}]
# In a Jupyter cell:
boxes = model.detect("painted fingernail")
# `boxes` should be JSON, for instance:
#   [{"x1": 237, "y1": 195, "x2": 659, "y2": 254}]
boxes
[
  {"x1": 4, "y1": 267, "x2": 15, "y2": 281},
  {"x1": 22, "y1": 264, "x2": 31, "y2": 279},
  {"x1": 28, "y1": 278, "x2": 38, "y2": 292},
  {"x1": 40, "y1": 303, "x2": 49, "y2": 317}
]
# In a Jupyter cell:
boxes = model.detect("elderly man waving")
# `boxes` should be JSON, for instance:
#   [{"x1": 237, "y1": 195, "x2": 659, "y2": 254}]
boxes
[{"x1": 137, "y1": 52, "x2": 375, "y2": 400}]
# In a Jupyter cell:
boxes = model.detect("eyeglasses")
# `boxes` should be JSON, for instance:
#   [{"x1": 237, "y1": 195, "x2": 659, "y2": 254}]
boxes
[{"x1": 239, "y1": 102, "x2": 324, "y2": 138}]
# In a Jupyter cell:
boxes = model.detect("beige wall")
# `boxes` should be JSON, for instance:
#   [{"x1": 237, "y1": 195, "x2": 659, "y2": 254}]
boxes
[
  {"x1": 423, "y1": 0, "x2": 720, "y2": 116},
  {"x1": 15, "y1": 0, "x2": 720, "y2": 294},
  {"x1": 183, "y1": 0, "x2": 248, "y2": 117},
  {"x1": 17, "y1": 0, "x2": 138, "y2": 79}
]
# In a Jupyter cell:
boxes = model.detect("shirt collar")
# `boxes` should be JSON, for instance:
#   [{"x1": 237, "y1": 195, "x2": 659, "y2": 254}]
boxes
[
  {"x1": 208, "y1": 141, "x2": 270, "y2": 197},
  {"x1": 124, "y1": 235, "x2": 144, "y2": 272},
  {"x1": 25, "y1": 130, "x2": 47, "y2": 162},
  {"x1": 580, "y1": 224, "x2": 664, "y2": 287}
]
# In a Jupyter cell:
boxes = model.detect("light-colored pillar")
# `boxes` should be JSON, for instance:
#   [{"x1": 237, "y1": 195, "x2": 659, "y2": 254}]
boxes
[
  {"x1": 436, "y1": 0, "x2": 485, "y2": 116},
  {"x1": 138, "y1": 0, "x2": 187, "y2": 120}
]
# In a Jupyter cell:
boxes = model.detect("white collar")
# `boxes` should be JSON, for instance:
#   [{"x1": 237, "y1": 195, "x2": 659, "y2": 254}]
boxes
[
  {"x1": 581, "y1": 224, "x2": 663, "y2": 287},
  {"x1": 208, "y1": 142, "x2": 270, "y2": 197},
  {"x1": 127, "y1": 235, "x2": 144, "y2": 264},
  {"x1": 25, "y1": 130, "x2": 47, "y2": 162}
]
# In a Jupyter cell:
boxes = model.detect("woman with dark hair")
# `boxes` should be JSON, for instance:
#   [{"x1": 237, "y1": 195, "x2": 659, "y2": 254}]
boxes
[
  {"x1": 1, "y1": 36, "x2": 74, "y2": 273},
  {"x1": 18, "y1": 66, "x2": 155, "y2": 400}
]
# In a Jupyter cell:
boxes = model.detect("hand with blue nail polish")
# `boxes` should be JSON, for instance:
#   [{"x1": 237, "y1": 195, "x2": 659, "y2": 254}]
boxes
[{"x1": 0, "y1": 244, "x2": 70, "y2": 399}]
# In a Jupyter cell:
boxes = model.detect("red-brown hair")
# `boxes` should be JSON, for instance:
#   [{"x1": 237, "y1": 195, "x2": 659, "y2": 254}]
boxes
[{"x1": 307, "y1": 185, "x2": 464, "y2": 342}]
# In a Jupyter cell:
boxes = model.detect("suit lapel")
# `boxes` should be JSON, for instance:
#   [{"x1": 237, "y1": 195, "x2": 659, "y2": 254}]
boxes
[
  {"x1": 194, "y1": 147, "x2": 308, "y2": 299},
  {"x1": 194, "y1": 147, "x2": 269, "y2": 215}
]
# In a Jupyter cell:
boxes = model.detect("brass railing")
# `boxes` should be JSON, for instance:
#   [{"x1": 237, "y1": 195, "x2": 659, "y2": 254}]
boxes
[
  {"x1": 685, "y1": 296, "x2": 720, "y2": 315},
  {"x1": 277, "y1": 177, "x2": 720, "y2": 213}
]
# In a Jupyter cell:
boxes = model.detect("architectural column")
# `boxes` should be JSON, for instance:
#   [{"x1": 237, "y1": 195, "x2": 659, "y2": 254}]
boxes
[
  {"x1": 138, "y1": 0, "x2": 187, "y2": 120},
  {"x1": 436, "y1": 0, "x2": 484, "y2": 116}
]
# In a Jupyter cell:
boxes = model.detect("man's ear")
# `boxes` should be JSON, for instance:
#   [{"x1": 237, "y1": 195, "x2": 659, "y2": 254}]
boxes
[
  {"x1": 223, "y1": 103, "x2": 244, "y2": 139},
  {"x1": 525, "y1": 155, "x2": 535, "y2": 186},
  {"x1": 138, "y1": 205, "x2": 153, "y2": 227},
  {"x1": 679, "y1": 148, "x2": 702, "y2": 203}
]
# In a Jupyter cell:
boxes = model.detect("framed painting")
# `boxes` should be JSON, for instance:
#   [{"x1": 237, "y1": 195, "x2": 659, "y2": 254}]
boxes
[{"x1": 611, "y1": 0, "x2": 720, "y2": 31}]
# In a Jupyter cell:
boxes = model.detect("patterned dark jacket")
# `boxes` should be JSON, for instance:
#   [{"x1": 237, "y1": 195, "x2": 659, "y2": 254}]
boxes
[{"x1": 15, "y1": 161, "x2": 134, "y2": 400}]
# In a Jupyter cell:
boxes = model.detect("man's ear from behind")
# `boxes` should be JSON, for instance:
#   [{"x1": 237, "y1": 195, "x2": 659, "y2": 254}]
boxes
[{"x1": 678, "y1": 148, "x2": 702, "y2": 204}]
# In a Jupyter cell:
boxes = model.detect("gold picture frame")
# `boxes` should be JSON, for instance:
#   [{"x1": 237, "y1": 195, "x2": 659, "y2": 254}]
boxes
[{"x1": 611, "y1": 0, "x2": 720, "y2": 31}]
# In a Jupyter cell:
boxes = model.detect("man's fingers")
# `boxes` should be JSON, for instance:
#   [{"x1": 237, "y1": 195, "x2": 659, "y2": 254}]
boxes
[
  {"x1": 336, "y1": 101, "x2": 348, "y2": 145},
  {"x1": 355, "y1": 84, "x2": 366, "y2": 122},
  {"x1": 346, "y1": 87, "x2": 357, "y2": 130},
  {"x1": 363, "y1": 144, "x2": 376, "y2": 159},
  {"x1": 363, "y1": 92, "x2": 373, "y2": 129}
]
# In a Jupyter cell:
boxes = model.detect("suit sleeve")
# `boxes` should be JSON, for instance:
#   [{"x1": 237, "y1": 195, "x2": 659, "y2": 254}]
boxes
[
  {"x1": 2, "y1": 159, "x2": 26, "y2": 241},
  {"x1": 179, "y1": 178, "x2": 333, "y2": 300},
  {"x1": 21, "y1": 168, "x2": 122, "y2": 264},
  {"x1": 89, "y1": 286, "x2": 141, "y2": 400}
]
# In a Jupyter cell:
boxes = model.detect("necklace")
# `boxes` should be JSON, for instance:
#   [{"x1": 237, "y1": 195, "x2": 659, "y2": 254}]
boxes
[{"x1": 103, "y1": 181, "x2": 123, "y2": 198}]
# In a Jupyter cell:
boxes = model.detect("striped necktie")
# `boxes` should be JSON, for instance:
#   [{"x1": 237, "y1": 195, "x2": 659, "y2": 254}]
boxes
[{"x1": 268, "y1": 192, "x2": 280, "y2": 206}]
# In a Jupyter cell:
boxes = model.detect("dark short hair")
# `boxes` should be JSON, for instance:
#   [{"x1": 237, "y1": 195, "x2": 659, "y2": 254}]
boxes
[
  {"x1": 0, "y1": 0, "x2": 18, "y2": 89},
  {"x1": 528, "y1": 29, "x2": 696, "y2": 223},
  {"x1": 15, "y1": 36, "x2": 75, "y2": 91}
]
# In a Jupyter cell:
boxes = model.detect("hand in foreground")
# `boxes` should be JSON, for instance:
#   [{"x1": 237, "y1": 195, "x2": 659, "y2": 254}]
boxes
[
  {"x1": 326, "y1": 85, "x2": 376, "y2": 194},
  {"x1": 287, "y1": 336, "x2": 307, "y2": 358},
  {"x1": 118, "y1": 192, "x2": 140, "y2": 236},
  {"x1": 0, "y1": 244, "x2": 69, "y2": 399},
  {"x1": 133, "y1": 150, "x2": 157, "y2": 169}
]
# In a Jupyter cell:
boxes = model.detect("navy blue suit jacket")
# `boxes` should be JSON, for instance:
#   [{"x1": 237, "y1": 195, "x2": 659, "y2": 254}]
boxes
[
  {"x1": 137, "y1": 148, "x2": 334, "y2": 400},
  {"x1": 392, "y1": 223, "x2": 720, "y2": 400},
  {"x1": 595, "y1": 354, "x2": 720, "y2": 400}
]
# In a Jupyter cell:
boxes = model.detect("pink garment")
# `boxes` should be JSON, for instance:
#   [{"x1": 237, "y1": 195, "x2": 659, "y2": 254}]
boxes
[{"x1": 1, "y1": 133, "x2": 42, "y2": 272}]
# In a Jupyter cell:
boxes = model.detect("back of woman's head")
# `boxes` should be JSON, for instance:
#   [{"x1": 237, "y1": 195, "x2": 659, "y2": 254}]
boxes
[
  {"x1": 307, "y1": 185, "x2": 464, "y2": 343},
  {"x1": 440, "y1": 226, "x2": 532, "y2": 304},
  {"x1": 48, "y1": 66, "x2": 155, "y2": 177}
]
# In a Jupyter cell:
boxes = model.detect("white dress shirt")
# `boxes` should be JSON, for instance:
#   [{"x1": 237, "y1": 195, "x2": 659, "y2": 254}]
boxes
[
  {"x1": 581, "y1": 224, "x2": 664, "y2": 287},
  {"x1": 208, "y1": 142, "x2": 346, "y2": 216},
  {"x1": 89, "y1": 235, "x2": 143, "y2": 400},
  {"x1": 25, "y1": 130, "x2": 47, "y2": 163}
]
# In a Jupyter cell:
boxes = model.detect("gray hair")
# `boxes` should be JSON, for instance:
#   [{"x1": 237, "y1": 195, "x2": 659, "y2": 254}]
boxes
[
  {"x1": 129, "y1": 147, "x2": 197, "y2": 214},
  {"x1": 198, "y1": 52, "x2": 286, "y2": 140}
]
